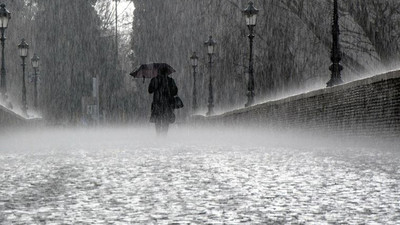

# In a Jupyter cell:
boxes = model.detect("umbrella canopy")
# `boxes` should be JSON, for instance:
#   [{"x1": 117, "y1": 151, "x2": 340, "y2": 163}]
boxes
[{"x1": 130, "y1": 63, "x2": 176, "y2": 79}]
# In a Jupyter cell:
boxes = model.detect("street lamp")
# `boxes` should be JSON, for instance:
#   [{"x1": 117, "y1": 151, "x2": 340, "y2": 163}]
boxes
[
  {"x1": 31, "y1": 53, "x2": 39, "y2": 109},
  {"x1": 0, "y1": 4, "x2": 10, "y2": 101},
  {"x1": 327, "y1": 0, "x2": 343, "y2": 87},
  {"x1": 190, "y1": 51, "x2": 199, "y2": 112},
  {"x1": 242, "y1": 1, "x2": 259, "y2": 107},
  {"x1": 18, "y1": 38, "x2": 29, "y2": 116},
  {"x1": 204, "y1": 35, "x2": 216, "y2": 116}
]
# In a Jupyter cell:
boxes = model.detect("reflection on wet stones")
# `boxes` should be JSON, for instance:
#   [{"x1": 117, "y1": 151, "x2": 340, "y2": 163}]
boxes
[{"x1": 0, "y1": 146, "x2": 399, "y2": 224}]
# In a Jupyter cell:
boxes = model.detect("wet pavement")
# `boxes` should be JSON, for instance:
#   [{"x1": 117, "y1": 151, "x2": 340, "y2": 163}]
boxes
[{"x1": 0, "y1": 128, "x2": 399, "y2": 224}]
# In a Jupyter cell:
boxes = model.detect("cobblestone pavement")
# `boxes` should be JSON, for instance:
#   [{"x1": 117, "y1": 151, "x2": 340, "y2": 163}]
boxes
[{"x1": 0, "y1": 128, "x2": 399, "y2": 224}]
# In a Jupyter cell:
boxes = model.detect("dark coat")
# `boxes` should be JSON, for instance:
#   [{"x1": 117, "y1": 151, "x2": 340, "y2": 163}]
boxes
[{"x1": 148, "y1": 75, "x2": 178, "y2": 123}]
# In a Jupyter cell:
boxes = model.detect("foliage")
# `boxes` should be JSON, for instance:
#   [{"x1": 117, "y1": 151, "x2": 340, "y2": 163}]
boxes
[
  {"x1": 3, "y1": 0, "x2": 400, "y2": 123},
  {"x1": 130, "y1": 0, "x2": 400, "y2": 121},
  {"x1": 3, "y1": 0, "x2": 130, "y2": 123}
]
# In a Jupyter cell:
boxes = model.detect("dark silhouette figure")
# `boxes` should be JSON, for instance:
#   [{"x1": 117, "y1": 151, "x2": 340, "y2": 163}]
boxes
[{"x1": 148, "y1": 67, "x2": 178, "y2": 135}]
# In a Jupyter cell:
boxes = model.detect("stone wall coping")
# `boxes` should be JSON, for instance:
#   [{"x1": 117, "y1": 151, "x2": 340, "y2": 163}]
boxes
[
  {"x1": 211, "y1": 70, "x2": 400, "y2": 118},
  {"x1": 0, "y1": 104, "x2": 42, "y2": 121},
  {"x1": 0, "y1": 104, "x2": 26, "y2": 120}
]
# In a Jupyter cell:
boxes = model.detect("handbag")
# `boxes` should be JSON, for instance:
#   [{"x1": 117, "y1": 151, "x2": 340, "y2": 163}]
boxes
[
  {"x1": 171, "y1": 96, "x2": 184, "y2": 109},
  {"x1": 166, "y1": 77, "x2": 183, "y2": 109}
]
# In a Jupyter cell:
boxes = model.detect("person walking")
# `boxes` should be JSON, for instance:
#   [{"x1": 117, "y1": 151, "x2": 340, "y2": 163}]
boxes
[{"x1": 148, "y1": 66, "x2": 178, "y2": 135}]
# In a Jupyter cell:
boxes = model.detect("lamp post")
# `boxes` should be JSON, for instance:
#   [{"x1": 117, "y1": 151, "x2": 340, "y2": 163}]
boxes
[
  {"x1": 243, "y1": 2, "x2": 259, "y2": 107},
  {"x1": 190, "y1": 52, "x2": 199, "y2": 112},
  {"x1": 327, "y1": 0, "x2": 343, "y2": 87},
  {"x1": 18, "y1": 39, "x2": 29, "y2": 116},
  {"x1": 204, "y1": 36, "x2": 216, "y2": 116},
  {"x1": 0, "y1": 4, "x2": 10, "y2": 101},
  {"x1": 31, "y1": 54, "x2": 39, "y2": 109}
]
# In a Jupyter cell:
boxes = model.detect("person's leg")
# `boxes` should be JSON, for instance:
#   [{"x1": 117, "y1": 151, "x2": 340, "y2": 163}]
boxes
[
  {"x1": 161, "y1": 121, "x2": 169, "y2": 135},
  {"x1": 155, "y1": 120, "x2": 162, "y2": 135},
  {"x1": 156, "y1": 119, "x2": 168, "y2": 136}
]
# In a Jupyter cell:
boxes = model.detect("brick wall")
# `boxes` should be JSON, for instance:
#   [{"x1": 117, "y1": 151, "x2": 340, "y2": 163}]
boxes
[{"x1": 200, "y1": 70, "x2": 400, "y2": 138}]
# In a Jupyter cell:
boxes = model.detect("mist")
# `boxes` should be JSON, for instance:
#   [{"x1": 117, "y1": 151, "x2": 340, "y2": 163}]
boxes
[{"x1": 1, "y1": 125, "x2": 398, "y2": 152}]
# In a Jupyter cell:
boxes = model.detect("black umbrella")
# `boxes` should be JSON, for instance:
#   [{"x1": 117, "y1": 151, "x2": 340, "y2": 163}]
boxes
[{"x1": 130, "y1": 63, "x2": 176, "y2": 80}]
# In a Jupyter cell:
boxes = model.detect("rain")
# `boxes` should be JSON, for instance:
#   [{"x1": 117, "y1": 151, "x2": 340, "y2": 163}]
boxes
[{"x1": 0, "y1": 0, "x2": 400, "y2": 224}]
